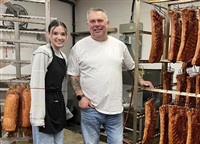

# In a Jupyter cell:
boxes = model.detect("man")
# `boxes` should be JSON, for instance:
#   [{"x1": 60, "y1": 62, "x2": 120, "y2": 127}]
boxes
[{"x1": 67, "y1": 8, "x2": 154, "y2": 144}]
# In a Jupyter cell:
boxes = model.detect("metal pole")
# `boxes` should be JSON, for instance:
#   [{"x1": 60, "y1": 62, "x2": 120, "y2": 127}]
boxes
[
  {"x1": 162, "y1": 2, "x2": 170, "y2": 74},
  {"x1": 15, "y1": 22, "x2": 21, "y2": 78},
  {"x1": 45, "y1": 0, "x2": 50, "y2": 43},
  {"x1": 133, "y1": 0, "x2": 141, "y2": 143}
]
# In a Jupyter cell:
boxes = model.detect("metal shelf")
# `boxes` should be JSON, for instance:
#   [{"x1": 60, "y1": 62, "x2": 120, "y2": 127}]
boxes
[
  {"x1": 0, "y1": 14, "x2": 56, "y2": 25},
  {"x1": 0, "y1": 0, "x2": 45, "y2": 4},
  {"x1": 0, "y1": 0, "x2": 50, "y2": 78},
  {"x1": 0, "y1": 28, "x2": 46, "y2": 34},
  {"x1": 0, "y1": 1, "x2": 50, "y2": 142},
  {"x1": 143, "y1": 87, "x2": 200, "y2": 98},
  {"x1": 0, "y1": 59, "x2": 30, "y2": 64},
  {"x1": 131, "y1": 0, "x2": 200, "y2": 143},
  {"x1": 0, "y1": 38, "x2": 46, "y2": 45},
  {"x1": 12, "y1": 0, "x2": 45, "y2": 3},
  {"x1": 0, "y1": 59, "x2": 30, "y2": 69},
  {"x1": 143, "y1": 0, "x2": 200, "y2": 4}
]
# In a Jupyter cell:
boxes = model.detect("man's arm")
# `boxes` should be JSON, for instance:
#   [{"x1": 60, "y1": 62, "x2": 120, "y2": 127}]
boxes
[
  {"x1": 69, "y1": 75, "x2": 83, "y2": 96},
  {"x1": 69, "y1": 75, "x2": 94, "y2": 108},
  {"x1": 127, "y1": 69, "x2": 154, "y2": 88}
]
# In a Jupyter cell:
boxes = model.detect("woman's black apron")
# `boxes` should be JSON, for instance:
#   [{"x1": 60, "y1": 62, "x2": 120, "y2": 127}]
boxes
[{"x1": 39, "y1": 46, "x2": 67, "y2": 134}]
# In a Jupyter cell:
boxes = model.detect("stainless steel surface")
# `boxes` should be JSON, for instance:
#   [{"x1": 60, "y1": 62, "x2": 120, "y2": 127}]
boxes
[
  {"x1": 119, "y1": 34, "x2": 142, "y2": 59},
  {"x1": 119, "y1": 22, "x2": 143, "y2": 60},
  {"x1": 119, "y1": 22, "x2": 143, "y2": 34}
]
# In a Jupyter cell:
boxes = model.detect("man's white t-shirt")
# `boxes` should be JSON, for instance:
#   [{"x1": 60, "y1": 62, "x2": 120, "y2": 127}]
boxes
[{"x1": 67, "y1": 36, "x2": 135, "y2": 114}]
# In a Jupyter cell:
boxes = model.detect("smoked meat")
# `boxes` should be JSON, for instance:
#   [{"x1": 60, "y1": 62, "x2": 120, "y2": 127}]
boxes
[
  {"x1": 177, "y1": 9, "x2": 198, "y2": 63},
  {"x1": 168, "y1": 105, "x2": 187, "y2": 144},
  {"x1": 186, "y1": 108, "x2": 200, "y2": 144},
  {"x1": 185, "y1": 76, "x2": 196, "y2": 108},
  {"x1": 192, "y1": 9, "x2": 200, "y2": 66},
  {"x1": 168, "y1": 11, "x2": 182, "y2": 63},
  {"x1": 175, "y1": 72, "x2": 188, "y2": 106},
  {"x1": 149, "y1": 10, "x2": 164, "y2": 63},
  {"x1": 2, "y1": 86, "x2": 19, "y2": 132},
  {"x1": 142, "y1": 98, "x2": 156, "y2": 144},
  {"x1": 159, "y1": 105, "x2": 169, "y2": 144},
  {"x1": 162, "y1": 71, "x2": 173, "y2": 104}
]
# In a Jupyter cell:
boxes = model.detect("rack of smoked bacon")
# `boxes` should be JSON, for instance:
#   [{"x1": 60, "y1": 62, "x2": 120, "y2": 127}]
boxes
[
  {"x1": 134, "y1": 1, "x2": 200, "y2": 143},
  {"x1": 141, "y1": 65, "x2": 200, "y2": 144}
]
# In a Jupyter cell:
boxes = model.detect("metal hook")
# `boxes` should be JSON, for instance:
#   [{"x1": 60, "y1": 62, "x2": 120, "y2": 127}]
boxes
[
  {"x1": 167, "y1": 63, "x2": 175, "y2": 73},
  {"x1": 154, "y1": 4, "x2": 167, "y2": 17}
]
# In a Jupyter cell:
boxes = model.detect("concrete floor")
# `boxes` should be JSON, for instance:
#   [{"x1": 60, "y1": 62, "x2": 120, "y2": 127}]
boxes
[
  {"x1": 63, "y1": 128, "x2": 106, "y2": 144},
  {"x1": 0, "y1": 128, "x2": 160, "y2": 144},
  {"x1": 1, "y1": 126, "x2": 107, "y2": 144},
  {"x1": 0, "y1": 121, "x2": 159, "y2": 144}
]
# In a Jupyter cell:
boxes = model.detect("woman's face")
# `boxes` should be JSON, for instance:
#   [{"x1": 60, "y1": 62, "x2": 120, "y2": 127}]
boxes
[{"x1": 47, "y1": 25, "x2": 68, "y2": 49}]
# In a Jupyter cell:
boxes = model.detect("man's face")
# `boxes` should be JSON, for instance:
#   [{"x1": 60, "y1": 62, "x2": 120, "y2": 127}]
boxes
[{"x1": 87, "y1": 11, "x2": 110, "y2": 41}]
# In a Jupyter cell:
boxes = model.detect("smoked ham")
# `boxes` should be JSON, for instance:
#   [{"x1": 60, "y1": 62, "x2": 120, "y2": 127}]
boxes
[
  {"x1": 168, "y1": 11, "x2": 182, "y2": 63},
  {"x1": 149, "y1": 10, "x2": 164, "y2": 63}
]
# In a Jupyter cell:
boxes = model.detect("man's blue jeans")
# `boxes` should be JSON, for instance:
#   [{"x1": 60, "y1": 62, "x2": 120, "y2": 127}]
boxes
[{"x1": 81, "y1": 108, "x2": 123, "y2": 144}]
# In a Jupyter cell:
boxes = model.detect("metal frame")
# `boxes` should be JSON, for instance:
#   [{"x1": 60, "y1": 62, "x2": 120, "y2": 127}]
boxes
[
  {"x1": 133, "y1": 0, "x2": 200, "y2": 143},
  {"x1": 0, "y1": 0, "x2": 50, "y2": 80},
  {"x1": 0, "y1": 0, "x2": 50, "y2": 142}
]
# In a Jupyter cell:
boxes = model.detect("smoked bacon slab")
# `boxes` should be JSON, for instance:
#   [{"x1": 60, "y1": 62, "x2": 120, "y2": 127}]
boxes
[
  {"x1": 168, "y1": 11, "x2": 182, "y2": 63},
  {"x1": 192, "y1": 9, "x2": 200, "y2": 66},
  {"x1": 149, "y1": 10, "x2": 164, "y2": 63},
  {"x1": 159, "y1": 105, "x2": 169, "y2": 144},
  {"x1": 177, "y1": 9, "x2": 198, "y2": 63},
  {"x1": 142, "y1": 98, "x2": 156, "y2": 144}
]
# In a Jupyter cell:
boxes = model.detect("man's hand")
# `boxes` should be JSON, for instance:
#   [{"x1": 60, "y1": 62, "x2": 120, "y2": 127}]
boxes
[
  {"x1": 79, "y1": 96, "x2": 94, "y2": 109},
  {"x1": 139, "y1": 79, "x2": 154, "y2": 89}
]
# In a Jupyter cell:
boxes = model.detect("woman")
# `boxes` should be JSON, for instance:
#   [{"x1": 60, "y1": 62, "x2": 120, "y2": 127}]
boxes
[{"x1": 30, "y1": 20, "x2": 71, "y2": 144}]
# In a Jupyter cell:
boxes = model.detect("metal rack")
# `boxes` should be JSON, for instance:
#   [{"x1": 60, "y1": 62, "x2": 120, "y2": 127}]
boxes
[
  {"x1": 0, "y1": 0, "x2": 51, "y2": 79},
  {"x1": 0, "y1": 0, "x2": 51, "y2": 143},
  {"x1": 132, "y1": 0, "x2": 200, "y2": 143}
]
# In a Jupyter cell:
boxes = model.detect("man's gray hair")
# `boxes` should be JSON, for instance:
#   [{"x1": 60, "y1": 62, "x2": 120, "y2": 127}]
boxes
[{"x1": 87, "y1": 8, "x2": 108, "y2": 21}]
